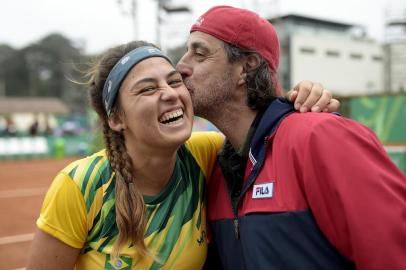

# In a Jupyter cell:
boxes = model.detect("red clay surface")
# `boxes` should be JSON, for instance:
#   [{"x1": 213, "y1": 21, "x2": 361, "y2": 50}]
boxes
[{"x1": 0, "y1": 158, "x2": 77, "y2": 270}]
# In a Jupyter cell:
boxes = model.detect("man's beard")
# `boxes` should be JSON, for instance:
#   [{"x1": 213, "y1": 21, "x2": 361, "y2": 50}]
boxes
[{"x1": 185, "y1": 70, "x2": 235, "y2": 121}]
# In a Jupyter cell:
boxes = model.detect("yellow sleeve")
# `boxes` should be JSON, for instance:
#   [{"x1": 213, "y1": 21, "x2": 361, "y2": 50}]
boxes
[
  {"x1": 36, "y1": 171, "x2": 87, "y2": 249},
  {"x1": 185, "y1": 131, "x2": 224, "y2": 179}
]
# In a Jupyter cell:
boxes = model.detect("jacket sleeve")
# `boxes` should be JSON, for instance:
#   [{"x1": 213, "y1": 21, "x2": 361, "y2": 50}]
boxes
[{"x1": 299, "y1": 115, "x2": 406, "y2": 270}]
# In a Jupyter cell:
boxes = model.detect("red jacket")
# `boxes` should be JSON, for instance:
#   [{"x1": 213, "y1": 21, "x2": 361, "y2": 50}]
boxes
[{"x1": 208, "y1": 99, "x2": 406, "y2": 270}]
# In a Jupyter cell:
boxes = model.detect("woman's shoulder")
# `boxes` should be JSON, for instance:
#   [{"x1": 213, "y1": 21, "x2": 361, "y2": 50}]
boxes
[
  {"x1": 60, "y1": 149, "x2": 113, "y2": 194},
  {"x1": 183, "y1": 132, "x2": 225, "y2": 179},
  {"x1": 185, "y1": 131, "x2": 224, "y2": 152}
]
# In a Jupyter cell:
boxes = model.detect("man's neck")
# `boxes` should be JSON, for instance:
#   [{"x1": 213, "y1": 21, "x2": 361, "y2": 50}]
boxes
[{"x1": 205, "y1": 102, "x2": 257, "y2": 151}]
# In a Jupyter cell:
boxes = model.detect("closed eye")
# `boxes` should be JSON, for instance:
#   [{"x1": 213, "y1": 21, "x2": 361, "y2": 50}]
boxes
[
  {"x1": 169, "y1": 79, "x2": 183, "y2": 87},
  {"x1": 139, "y1": 87, "x2": 157, "y2": 94},
  {"x1": 194, "y1": 51, "x2": 206, "y2": 61}
]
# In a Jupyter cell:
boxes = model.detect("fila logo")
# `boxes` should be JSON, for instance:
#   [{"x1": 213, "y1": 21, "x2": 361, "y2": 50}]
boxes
[{"x1": 252, "y1": 182, "x2": 274, "y2": 199}]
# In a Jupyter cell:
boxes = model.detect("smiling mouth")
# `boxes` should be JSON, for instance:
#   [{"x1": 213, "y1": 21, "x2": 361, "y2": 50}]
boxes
[{"x1": 159, "y1": 109, "x2": 184, "y2": 125}]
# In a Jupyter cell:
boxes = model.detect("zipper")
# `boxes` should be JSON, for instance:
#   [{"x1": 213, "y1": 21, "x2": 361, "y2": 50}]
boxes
[
  {"x1": 233, "y1": 218, "x2": 240, "y2": 239},
  {"x1": 231, "y1": 136, "x2": 271, "y2": 240},
  {"x1": 231, "y1": 190, "x2": 240, "y2": 240},
  {"x1": 264, "y1": 135, "x2": 270, "y2": 146}
]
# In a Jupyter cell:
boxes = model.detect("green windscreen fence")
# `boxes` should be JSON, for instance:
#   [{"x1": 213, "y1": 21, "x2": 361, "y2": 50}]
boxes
[
  {"x1": 350, "y1": 94, "x2": 406, "y2": 144},
  {"x1": 349, "y1": 94, "x2": 406, "y2": 174}
]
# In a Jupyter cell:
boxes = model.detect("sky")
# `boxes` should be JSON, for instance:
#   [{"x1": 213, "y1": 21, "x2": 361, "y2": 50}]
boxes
[{"x1": 0, "y1": 0, "x2": 404, "y2": 54}]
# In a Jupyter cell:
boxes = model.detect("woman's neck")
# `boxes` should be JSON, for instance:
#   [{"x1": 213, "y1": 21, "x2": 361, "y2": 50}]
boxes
[{"x1": 126, "y1": 143, "x2": 178, "y2": 196}]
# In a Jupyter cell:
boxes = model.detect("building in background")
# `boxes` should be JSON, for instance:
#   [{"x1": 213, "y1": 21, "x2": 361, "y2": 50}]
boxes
[
  {"x1": 129, "y1": 0, "x2": 404, "y2": 98},
  {"x1": 270, "y1": 14, "x2": 384, "y2": 96},
  {"x1": 152, "y1": 1, "x2": 389, "y2": 97},
  {"x1": 384, "y1": 6, "x2": 406, "y2": 93},
  {"x1": 0, "y1": 97, "x2": 69, "y2": 135},
  {"x1": 158, "y1": 4, "x2": 193, "y2": 52},
  {"x1": 156, "y1": 0, "x2": 280, "y2": 52}
]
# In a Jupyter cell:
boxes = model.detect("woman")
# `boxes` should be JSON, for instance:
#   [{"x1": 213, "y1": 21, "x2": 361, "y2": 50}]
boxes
[{"x1": 27, "y1": 41, "x2": 336, "y2": 270}]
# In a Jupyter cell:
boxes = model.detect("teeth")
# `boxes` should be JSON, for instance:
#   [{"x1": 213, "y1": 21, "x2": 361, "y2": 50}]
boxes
[{"x1": 159, "y1": 109, "x2": 184, "y2": 123}]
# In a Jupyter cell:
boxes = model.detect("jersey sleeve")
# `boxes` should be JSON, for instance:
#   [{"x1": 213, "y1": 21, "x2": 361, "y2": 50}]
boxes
[
  {"x1": 185, "y1": 131, "x2": 224, "y2": 179},
  {"x1": 36, "y1": 171, "x2": 87, "y2": 249},
  {"x1": 298, "y1": 115, "x2": 406, "y2": 270}
]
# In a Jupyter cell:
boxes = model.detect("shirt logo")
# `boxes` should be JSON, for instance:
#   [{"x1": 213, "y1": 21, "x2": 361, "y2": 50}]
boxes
[{"x1": 252, "y1": 182, "x2": 274, "y2": 199}]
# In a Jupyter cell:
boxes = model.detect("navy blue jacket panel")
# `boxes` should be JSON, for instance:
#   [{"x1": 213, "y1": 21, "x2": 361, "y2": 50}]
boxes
[{"x1": 210, "y1": 210, "x2": 354, "y2": 270}]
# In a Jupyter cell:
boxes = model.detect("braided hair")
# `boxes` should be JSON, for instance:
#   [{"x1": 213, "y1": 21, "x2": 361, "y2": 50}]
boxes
[{"x1": 86, "y1": 41, "x2": 158, "y2": 259}]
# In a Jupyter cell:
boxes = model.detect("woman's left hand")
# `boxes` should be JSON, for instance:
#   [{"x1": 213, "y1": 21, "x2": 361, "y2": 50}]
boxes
[{"x1": 287, "y1": 80, "x2": 340, "y2": 113}]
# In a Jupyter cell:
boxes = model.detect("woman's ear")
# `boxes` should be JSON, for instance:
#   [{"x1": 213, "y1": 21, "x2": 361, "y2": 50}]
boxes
[{"x1": 108, "y1": 112, "x2": 125, "y2": 132}]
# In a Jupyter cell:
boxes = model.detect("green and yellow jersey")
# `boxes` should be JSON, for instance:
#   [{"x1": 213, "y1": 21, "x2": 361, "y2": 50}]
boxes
[{"x1": 37, "y1": 131, "x2": 224, "y2": 270}]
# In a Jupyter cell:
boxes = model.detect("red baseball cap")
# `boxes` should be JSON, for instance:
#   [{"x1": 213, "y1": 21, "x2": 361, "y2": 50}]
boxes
[{"x1": 190, "y1": 5, "x2": 280, "y2": 73}]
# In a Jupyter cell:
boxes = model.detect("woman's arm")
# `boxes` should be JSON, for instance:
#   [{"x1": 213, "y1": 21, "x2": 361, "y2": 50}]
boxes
[
  {"x1": 287, "y1": 80, "x2": 340, "y2": 112},
  {"x1": 27, "y1": 229, "x2": 81, "y2": 270},
  {"x1": 27, "y1": 167, "x2": 89, "y2": 269}
]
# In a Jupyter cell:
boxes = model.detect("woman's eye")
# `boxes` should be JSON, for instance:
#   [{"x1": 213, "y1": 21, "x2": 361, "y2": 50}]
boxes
[
  {"x1": 169, "y1": 80, "x2": 183, "y2": 87},
  {"x1": 140, "y1": 87, "x2": 156, "y2": 94}
]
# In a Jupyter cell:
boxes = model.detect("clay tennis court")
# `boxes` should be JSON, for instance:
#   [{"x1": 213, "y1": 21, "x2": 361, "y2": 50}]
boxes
[{"x1": 0, "y1": 157, "x2": 77, "y2": 270}]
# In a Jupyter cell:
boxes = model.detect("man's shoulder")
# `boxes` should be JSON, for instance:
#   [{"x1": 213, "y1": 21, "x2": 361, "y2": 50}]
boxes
[
  {"x1": 285, "y1": 111, "x2": 341, "y2": 124},
  {"x1": 275, "y1": 112, "x2": 348, "y2": 143},
  {"x1": 275, "y1": 111, "x2": 374, "y2": 146},
  {"x1": 280, "y1": 112, "x2": 352, "y2": 133}
]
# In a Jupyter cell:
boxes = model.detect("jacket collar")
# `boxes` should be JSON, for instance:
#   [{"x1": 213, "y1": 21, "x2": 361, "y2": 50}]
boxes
[{"x1": 249, "y1": 97, "x2": 295, "y2": 167}]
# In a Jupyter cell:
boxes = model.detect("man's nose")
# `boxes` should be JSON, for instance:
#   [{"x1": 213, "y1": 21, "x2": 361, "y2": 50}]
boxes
[{"x1": 176, "y1": 56, "x2": 192, "y2": 78}]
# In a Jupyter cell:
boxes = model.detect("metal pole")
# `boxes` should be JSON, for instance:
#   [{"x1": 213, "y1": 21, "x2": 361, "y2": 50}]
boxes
[
  {"x1": 157, "y1": 0, "x2": 162, "y2": 48},
  {"x1": 131, "y1": 0, "x2": 138, "y2": 40}
]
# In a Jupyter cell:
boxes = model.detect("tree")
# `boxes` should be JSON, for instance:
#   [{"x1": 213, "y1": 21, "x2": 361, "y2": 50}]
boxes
[
  {"x1": 1, "y1": 33, "x2": 89, "y2": 112},
  {"x1": 0, "y1": 44, "x2": 17, "y2": 96}
]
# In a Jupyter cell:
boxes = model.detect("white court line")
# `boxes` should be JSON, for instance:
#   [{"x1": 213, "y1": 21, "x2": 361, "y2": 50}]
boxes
[
  {"x1": 0, "y1": 233, "x2": 34, "y2": 245},
  {"x1": 0, "y1": 187, "x2": 47, "y2": 199}
]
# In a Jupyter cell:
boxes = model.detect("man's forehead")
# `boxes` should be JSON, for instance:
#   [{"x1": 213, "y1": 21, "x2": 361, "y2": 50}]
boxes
[{"x1": 187, "y1": 31, "x2": 223, "y2": 48}]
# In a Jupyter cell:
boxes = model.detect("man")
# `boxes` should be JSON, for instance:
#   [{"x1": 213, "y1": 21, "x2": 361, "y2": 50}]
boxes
[{"x1": 176, "y1": 5, "x2": 406, "y2": 270}]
